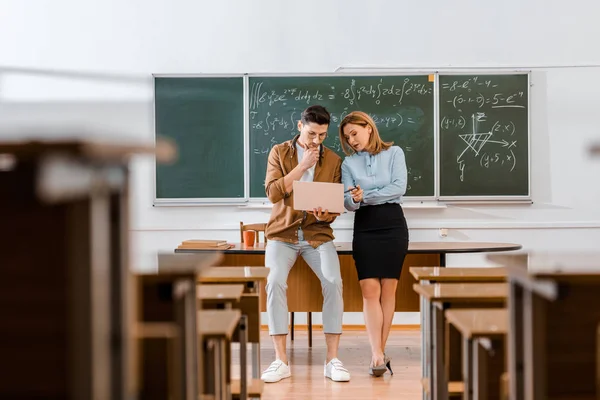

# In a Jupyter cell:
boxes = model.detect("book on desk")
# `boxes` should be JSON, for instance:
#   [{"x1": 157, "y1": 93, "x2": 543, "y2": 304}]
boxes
[{"x1": 177, "y1": 239, "x2": 235, "y2": 250}]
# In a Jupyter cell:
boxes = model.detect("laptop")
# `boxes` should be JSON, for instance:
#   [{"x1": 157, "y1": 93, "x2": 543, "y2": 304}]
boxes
[{"x1": 292, "y1": 181, "x2": 345, "y2": 214}]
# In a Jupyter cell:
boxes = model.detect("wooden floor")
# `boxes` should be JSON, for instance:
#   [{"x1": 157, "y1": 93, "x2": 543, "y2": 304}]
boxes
[{"x1": 231, "y1": 328, "x2": 422, "y2": 399}]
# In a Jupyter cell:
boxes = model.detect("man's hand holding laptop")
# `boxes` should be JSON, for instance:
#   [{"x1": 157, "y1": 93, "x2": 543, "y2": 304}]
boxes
[{"x1": 307, "y1": 207, "x2": 340, "y2": 221}]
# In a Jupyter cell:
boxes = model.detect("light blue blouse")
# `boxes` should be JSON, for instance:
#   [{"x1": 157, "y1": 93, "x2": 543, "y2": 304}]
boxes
[{"x1": 341, "y1": 146, "x2": 407, "y2": 212}]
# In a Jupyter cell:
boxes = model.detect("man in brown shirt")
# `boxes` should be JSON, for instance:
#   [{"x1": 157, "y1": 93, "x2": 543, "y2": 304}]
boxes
[{"x1": 260, "y1": 105, "x2": 350, "y2": 383}]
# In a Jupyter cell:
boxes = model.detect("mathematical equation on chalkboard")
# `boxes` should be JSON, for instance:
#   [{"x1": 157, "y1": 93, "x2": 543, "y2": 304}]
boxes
[
  {"x1": 440, "y1": 75, "x2": 527, "y2": 183},
  {"x1": 250, "y1": 108, "x2": 423, "y2": 138},
  {"x1": 250, "y1": 77, "x2": 431, "y2": 110},
  {"x1": 249, "y1": 77, "x2": 431, "y2": 156},
  {"x1": 441, "y1": 76, "x2": 526, "y2": 112}
]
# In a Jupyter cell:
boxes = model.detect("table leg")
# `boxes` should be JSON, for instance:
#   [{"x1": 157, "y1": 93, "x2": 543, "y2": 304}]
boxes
[
  {"x1": 523, "y1": 289, "x2": 546, "y2": 400},
  {"x1": 462, "y1": 337, "x2": 472, "y2": 400},
  {"x1": 509, "y1": 279, "x2": 524, "y2": 400},
  {"x1": 432, "y1": 304, "x2": 448, "y2": 400},
  {"x1": 252, "y1": 344, "x2": 260, "y2": 379},
  {"x1": 239, "y1": 315, "x2": 248, "y2": 400},
  {"x1": 308, "y1": 312, "x2": 312, "y2": 347},
  {"x1": 420, "y1": 294, "x2": 426, "y2": 400}
]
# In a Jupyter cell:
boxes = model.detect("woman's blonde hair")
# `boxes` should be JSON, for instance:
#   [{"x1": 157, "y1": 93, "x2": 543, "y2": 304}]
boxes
[{"x1": 338, "y1": 111, "x2": 393, "y2": 155}]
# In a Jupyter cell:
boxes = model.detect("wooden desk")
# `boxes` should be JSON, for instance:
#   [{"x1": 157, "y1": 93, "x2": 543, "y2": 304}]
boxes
[
  {"x1": 414, "y1": 283, "x2": 507, "y2": 400},
  {"x1": 137, "y1": 252, "x2": 224, "y2": 400},
  {"x1": 198, "y1": 284, "x2": 245, "y2": 308},
  {"x1": 176, "y1": 242, "x2": 520, "y2": 313},
  {"x1": 198, "y1": 266, "x2": 269, "y2": 290},
  {"x1": 410, "y1": 266, "x2": 507, "y2": 283},
  {"x1": 0, "y1": 139, "x2": 169, "y2": 399},
  {"x1": 198, "y1": 267, "x2": 269, "y2": 382},
  {"x1": 197, "y1": 286, "x2": 248, "y2": 400},
  {"x1": 445, "y1": 309, "x2": 508, "y2": 400},
  {"x1": 411, "y1": 265, "x2": 507, "y2": 393},
  {"x1": 488, "y1": 252, "x2": 600, "y2": 400},
  {"x1": 198, "y1": 310, "x2": 242, "y2": 400}
]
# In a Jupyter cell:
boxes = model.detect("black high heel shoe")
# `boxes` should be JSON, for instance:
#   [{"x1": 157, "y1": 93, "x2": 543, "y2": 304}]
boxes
[
  {"x1": 369, "y1": 362, "x2": 387, "y2": 377},
  {"x1": 384, "y1": 354, "x2": 393, "y2": 375}
]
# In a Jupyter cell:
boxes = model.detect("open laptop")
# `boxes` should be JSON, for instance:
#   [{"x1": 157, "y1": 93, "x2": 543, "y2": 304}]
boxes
[{"x1": 293, "y1": 181, "x2": 345, "y2": 214}]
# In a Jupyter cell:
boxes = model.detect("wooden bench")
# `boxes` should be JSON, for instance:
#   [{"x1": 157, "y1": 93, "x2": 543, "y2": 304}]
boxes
[
  {"x1": 413, "y1": 282, "x2": 507, "y2": 400},
  {"x1": 198, "y1": 309, "x2": 242, "y2": 400},
  {"x1": 445, "y1": 309, "x2": 508, "y2": 400}
]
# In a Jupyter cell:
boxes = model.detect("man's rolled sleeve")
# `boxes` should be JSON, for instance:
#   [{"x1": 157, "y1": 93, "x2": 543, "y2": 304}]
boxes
[{"x1": 265, "y1": 146, "x2": 288, "y2": 204}]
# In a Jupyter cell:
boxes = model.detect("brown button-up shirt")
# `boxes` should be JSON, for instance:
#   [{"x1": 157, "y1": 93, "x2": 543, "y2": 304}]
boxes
[{"x1": 264, "y1": 135, "x2": 342, "y2": 248}]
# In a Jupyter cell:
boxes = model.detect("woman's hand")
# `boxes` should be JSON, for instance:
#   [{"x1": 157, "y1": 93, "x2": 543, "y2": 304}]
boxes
[{"x1": 350, "y1": 185, "x2": 363, "y2": 203}]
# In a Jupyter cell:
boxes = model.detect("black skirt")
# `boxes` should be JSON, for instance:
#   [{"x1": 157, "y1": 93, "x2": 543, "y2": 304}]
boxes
[{"x1": 352, "y1": 203, "x2": 409, "y2": 281}]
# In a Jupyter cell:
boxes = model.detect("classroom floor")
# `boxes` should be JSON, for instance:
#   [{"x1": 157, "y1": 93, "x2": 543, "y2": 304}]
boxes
[{"x1": 231, "y1": 327, "x2": 422, "y2": 400}]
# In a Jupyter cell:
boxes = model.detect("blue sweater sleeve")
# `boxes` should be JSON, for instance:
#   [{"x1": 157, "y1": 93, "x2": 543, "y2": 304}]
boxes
[
  {"x1": 362, "y1": 147, "x2": 407, "y2": 204},
  {"x1": 341, "y1": 159, "x2": 360, "y2": 211}
]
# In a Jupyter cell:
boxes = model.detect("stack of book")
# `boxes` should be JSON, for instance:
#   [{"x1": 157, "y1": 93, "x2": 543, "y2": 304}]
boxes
[{"x1": 176, "y1": 239, "x2": 234, "y2": 250}]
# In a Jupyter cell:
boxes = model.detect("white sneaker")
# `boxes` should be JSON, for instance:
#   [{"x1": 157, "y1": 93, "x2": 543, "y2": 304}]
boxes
[
  {"x1": 324, "y1": 358, "x2": 350, "y2": 382},
  {"x1": 261, "y1": 360, "x2": 291, "y2": 383}
]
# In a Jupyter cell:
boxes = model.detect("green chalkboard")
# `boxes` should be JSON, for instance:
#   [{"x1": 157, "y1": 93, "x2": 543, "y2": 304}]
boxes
[
  {"x1": 248, "y1": 75, "x2": 435, "y2": 198},
  {"x1": 438, "y1": 74, "x2": 530, "y2": 198},
  {"x1": 153, "y1": 73, "x2": 530, "y2": 203},
  {"x1": 154, "y1": 76, "x2": 244, "y2": 201}
]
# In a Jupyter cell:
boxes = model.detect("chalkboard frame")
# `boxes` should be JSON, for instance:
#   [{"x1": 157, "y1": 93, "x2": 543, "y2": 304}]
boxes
[
  {"x1": 152, "y1": 71, "x2": 532, "y2": 205},
  {"x1": 436, "y1": 71, "x2": 531, "y2": 201},
  {"x1": 152, "y1": 73, "x2": 248, "y2": 205},
  {"x1": 245, "y1": 71, "x2": 438, "y2": 203}
]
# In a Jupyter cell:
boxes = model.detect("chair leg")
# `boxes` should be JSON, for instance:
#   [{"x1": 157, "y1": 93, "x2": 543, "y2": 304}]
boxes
[
  {"x1": 308, "y1": 312, "x2": 312, "y2": 347},
  {"x1": 290, "y1": 312, "x2": 294, "y2": 341}
]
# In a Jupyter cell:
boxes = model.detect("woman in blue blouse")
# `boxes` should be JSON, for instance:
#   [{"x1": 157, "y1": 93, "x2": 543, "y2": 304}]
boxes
[{"x1": 339, "y1": 111, "x2": 409, "y2": 377}]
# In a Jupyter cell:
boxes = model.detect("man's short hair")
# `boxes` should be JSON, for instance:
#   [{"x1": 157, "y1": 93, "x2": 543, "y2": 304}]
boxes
[{"x1": 301, "y1": 105, "x2": 331, "y2": 126}]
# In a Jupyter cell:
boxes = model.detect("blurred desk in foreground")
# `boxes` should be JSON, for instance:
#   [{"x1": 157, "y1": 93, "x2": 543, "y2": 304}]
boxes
[
  {"x1": 488, "y1": 252, "x2": 600, "y2": 400},
  {"x1": 0, "y1": 138, "x2": 170, "y2": 399}
]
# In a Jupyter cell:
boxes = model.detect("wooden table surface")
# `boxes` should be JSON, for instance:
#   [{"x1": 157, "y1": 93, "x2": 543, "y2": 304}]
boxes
[
  {"x1": 197, "y1": 310, "x2": 241, "y2": 339},
  {"x1": 197, "y1": 284, "x2": 244, "y2": 302},
  {"x1": 0, "y1": 137, "x2": 175, "y2": 163},
  {"x1": 198, "y1": 266, "x2": 270, "y2": 283},
  {"x1": 413, "y1": 283, "x2": 508, "y2": 303},
  {"x1": 177, "y1": 241, "x2": 522, "y2": 255},
  {"x1": 410, "y1": 266, "x2": 507, "y2": 282},
  {"x1": 444, "y1": 309, "x2": 508, "y2": 339},
  {"x1": 488, "y1": 252, "x2": 600, "y2": 282}
]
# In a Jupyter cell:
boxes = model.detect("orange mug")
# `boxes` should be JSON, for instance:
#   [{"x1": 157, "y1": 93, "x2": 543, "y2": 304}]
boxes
[{"x1": 243, "y1": 230, "x2": 256, "y2": 247}]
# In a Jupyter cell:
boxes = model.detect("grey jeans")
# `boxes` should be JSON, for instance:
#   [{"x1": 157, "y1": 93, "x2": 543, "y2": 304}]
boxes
[{"x1": 264, "y1": 238, "x2": 343, "y2": 335}]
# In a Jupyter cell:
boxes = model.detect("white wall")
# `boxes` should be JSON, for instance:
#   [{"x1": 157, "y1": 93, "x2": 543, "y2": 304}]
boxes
[{"x1": 2, "y1": 0, "x2": 600, "y2": 325}]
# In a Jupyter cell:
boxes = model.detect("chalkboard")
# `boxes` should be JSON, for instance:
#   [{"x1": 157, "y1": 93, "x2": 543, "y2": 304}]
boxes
[
  {"x1": 153, "y1": 72, "x2": 531, "y2": 203},
  {"x1": 154, "y1": 76, "x2": 245, "y2": 201},
  {"x1": 248, "y1": 75, "x2": 435, "y2": 198},
  {"x1": 438, "y1": 74, "x2": 530, "y2": 198}
]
